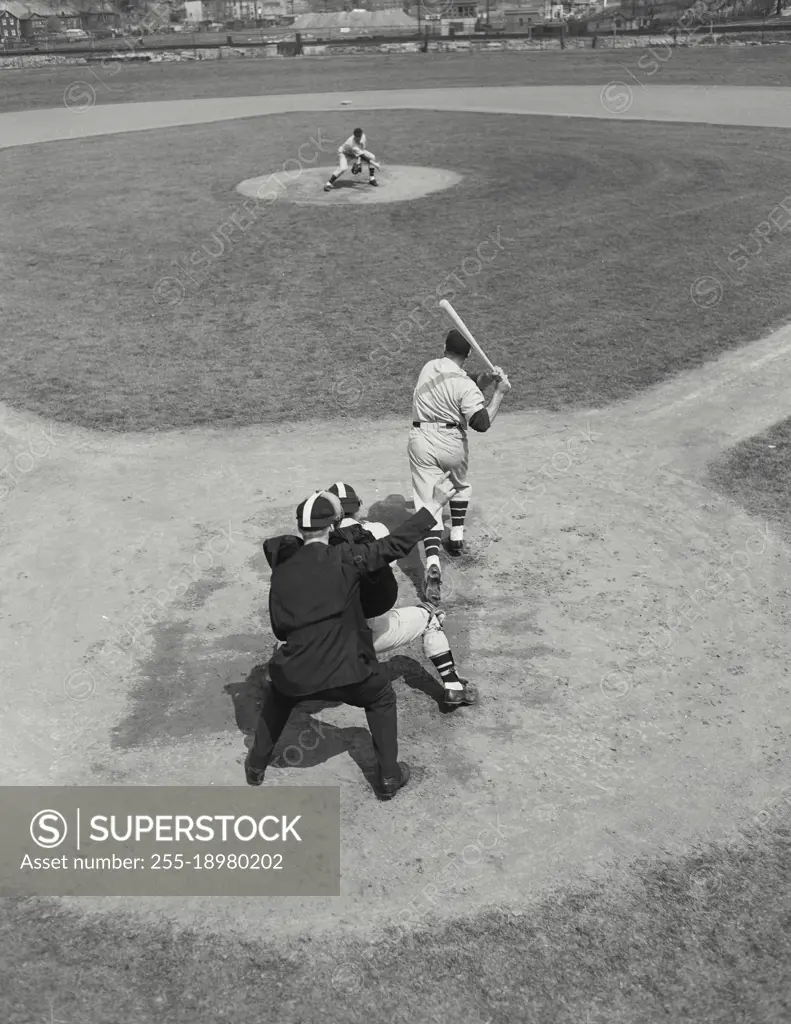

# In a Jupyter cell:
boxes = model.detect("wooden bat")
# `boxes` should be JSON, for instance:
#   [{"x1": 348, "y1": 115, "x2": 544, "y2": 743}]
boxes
[{"x1": 438, "y1": 299, "x2": 497, "y2": 373}]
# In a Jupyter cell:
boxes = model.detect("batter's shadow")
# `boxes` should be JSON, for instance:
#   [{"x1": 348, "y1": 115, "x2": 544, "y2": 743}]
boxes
[
  {"x1": 367, "y1": 493, "x2": 426, "y2": 601},
  {"x1": 225, "y1": 664, "x2": 384, "y2": 786}
]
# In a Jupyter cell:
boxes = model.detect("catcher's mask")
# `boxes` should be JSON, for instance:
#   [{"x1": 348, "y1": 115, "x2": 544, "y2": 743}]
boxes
[{"x1": 327, "y1": 482, "x2": 362, "y2": 517}]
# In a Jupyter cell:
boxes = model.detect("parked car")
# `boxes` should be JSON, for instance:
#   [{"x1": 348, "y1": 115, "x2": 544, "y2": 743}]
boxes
[{"x1": 64, "y1": 27, "x2": 90, "y2": 40}]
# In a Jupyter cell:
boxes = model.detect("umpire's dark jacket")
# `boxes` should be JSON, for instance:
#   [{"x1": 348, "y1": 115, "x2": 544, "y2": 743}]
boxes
[{"x1": 262, "y1": 507, "x2": 436, "y2": 697}]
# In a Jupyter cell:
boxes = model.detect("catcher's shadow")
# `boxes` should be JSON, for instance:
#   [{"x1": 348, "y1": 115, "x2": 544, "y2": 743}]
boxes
[
  {"x1": 381, "y1": 653, "x2": 452, "y2": 713},
  {"x1": 367, "y1": 493, "x2": 426, "y2": 600}
]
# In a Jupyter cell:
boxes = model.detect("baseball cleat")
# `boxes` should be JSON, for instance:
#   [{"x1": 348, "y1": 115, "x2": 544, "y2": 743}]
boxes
[
  {"x1": 244, "y1": 752, "x2": 266, "y2": 786},
  {"x1": 374, "y1": 762, "x2": 411, "y2": 800},
  {"x1": 443, "y1": 680, "x2": 478, "y2": 707},
  {"x1": 445, "y1": 538, "x2": 464, "y2": 557},
  {"x1": 423, "y1": 565, "x2": 441, "y2": 605},
  {"x1": 323, "y1": 183, "x2": 333, "y2": 192},
  {"x1": 369, "y1": 178, "x2": 379, "y2": 187}
]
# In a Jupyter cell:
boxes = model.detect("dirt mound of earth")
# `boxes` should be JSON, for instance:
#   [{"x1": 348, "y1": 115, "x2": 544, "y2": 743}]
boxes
[{"x1": 236, "y1": 165, "x2": 463, "y2": 206}]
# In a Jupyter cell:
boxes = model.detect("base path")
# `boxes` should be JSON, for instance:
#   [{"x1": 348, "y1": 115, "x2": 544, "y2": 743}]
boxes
[
  {"x1": 2, "y1": 85, "x2": 791, "y2": 149},
  {"x1": 1, "y1": 85, "x2": 791, "y2": 943}
]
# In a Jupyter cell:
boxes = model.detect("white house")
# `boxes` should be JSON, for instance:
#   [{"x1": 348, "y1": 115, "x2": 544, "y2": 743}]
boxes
[
  {"x1": 225, "y1": 0, "x2": 284, "y2": 19},
  {"x1": 184, "y1": 0, "x2": 204, "y2": 22}
]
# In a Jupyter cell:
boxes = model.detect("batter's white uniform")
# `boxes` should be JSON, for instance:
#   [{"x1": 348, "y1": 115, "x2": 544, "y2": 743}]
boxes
[
  {"x1": 340, "y1": 516, "x2": 447, "y2": 657},
  {"x1": 408, "y1": 357, "x2": 486, "y2": 529}
]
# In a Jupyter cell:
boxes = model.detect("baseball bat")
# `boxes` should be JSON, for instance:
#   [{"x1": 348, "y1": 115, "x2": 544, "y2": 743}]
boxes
[{"x1": 438, "y1": 299, "x2": 497, "y2": 373}]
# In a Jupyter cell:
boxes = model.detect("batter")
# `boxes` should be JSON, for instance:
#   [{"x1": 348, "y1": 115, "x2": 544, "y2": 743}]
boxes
[{"x1": 408, "y1": 329, "x2": 511, "y2": 605}]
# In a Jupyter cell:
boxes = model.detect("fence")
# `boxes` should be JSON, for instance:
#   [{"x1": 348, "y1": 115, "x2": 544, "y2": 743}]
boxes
[{"x1": 2, "y1": 22, "x2": 791, "y2": 69}]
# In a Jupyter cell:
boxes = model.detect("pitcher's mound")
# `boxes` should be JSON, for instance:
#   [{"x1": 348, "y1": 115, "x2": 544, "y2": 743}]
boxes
[{"x1": 236, "y1": 166, "x2": 462, "y2": 206}]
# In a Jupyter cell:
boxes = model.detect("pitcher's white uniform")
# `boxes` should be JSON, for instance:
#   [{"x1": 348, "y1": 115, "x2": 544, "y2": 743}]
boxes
[
  {"x1": 336, "y1": 133, "x2": 378, "y2": 174},
  {"x1": 408, "y1": 358, "x2": 486, "y2": 529},
  {"x1": 337, "y1": 132, "x2": 368, "y2": 171},
  {"x1": 325, "y1": 128, "x2": 378, "y2": 191}
]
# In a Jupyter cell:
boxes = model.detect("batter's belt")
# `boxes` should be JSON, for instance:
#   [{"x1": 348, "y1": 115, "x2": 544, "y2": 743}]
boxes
[{"x1": 412, "y1": 421, "x2": 464, "y2": 431}]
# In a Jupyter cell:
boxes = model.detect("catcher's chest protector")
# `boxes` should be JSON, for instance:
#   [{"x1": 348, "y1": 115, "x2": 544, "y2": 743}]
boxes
[{"x1": 331, "y1": 524, "x2": 398, "y2": 619}]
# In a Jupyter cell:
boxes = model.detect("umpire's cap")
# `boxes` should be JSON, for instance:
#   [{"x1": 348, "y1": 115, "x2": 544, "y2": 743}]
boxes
[
  {"x1": 296, "y1": 491, "x2": 342, "y2": 530},
  {"x1": 327, "y1": 481, "x2": 361, "y2": 516},
  {"x1": 445, "y1": 329, "x2": 471, "y2": 358}
]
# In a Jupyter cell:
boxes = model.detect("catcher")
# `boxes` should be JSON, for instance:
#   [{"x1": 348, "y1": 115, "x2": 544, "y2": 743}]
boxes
[
  {"x1": 324, "y1": 127, "x2": 379, "y2": 192},
  {"x1": 327, "y1": 481, "x2": 477, "y2": 706},
  {"x1": 260, "y1": 483, "x2": 477, "y2": 707}
]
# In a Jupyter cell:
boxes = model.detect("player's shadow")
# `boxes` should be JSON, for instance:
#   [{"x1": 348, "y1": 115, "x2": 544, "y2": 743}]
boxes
[
  {"x1": 225, "y1": 664, "x2": 384, "y2": 787},
  {"x1": 367, "y1": 493, "x2": 426, "y2": 600},
  {"x1": 225, "y1": 663, "x2": 271, "y2": 735},
  {"x1": 381, "y1": 653, "x2": 454, "y2": 714}
]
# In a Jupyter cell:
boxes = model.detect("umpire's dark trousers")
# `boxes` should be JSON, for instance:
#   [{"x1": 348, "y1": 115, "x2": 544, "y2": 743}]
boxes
[{"x1": 248, "y1": 670, "x2": 399, "y2": 779}]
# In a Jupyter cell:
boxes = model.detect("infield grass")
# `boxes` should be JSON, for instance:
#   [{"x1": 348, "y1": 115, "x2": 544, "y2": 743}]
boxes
[
  {"x1": 2, "y1": 111, "x2": 791, "y2": 431},
  {"x1": 709, "y1": 417, "x2": 791, "y2": 541},
  {"x1": 2, "y1": 47, "x2": 791, "y2": 1024}
]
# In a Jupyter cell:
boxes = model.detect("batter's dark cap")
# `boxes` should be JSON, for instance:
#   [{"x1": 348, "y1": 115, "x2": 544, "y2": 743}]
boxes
[
  {"x1": 327, "y1": 481, "x2": 361, "y2": 515},
  {"x1": 445, "y1": 329, "x2": 471, "y2": 358},
  {"x1": 296, "y1": 491, "x2": 342, "y2": 530}
]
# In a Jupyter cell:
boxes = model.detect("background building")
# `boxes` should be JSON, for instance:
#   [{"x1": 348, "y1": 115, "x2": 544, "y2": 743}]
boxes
[
  {"x1": 293, "y1": 6, "x2": 418, "y2": 29},
  {"x1": 502, "y1": 4, "x2": 543, "y2": 28},
  {"x1": 0, "y1": 2, "x2": 25, "y2": 42}
]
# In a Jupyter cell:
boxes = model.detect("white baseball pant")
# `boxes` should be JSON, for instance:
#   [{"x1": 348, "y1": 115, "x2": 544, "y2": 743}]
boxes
[
  {"x1": 408, "y1": 424, "x2": 471, "y2": 530},
  {"x1": 334, "y1": 147, "x2": 377, "y2": 178},
  {"x1": 370, "y1": 606, "x2": 450, "y2": 660}
]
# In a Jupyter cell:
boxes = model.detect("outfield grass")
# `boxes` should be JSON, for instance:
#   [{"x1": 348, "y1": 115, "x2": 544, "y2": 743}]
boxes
[
  {"x1": 2, "y1": 110, "x2": 791, "y2": 431},
  {"x1": 1, "y1": 45, "x2": 791, "y2": 114},
  {"x1": 2, "y1": 830, "x2": 789, "y2": 1023},
  {"x1": 709, "y1": 417, "x2": 791, "y2": 539}
]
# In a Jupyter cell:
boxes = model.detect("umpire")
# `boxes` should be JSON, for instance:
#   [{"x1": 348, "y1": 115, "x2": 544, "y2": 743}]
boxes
[{"x1": 246, "y1": 474, "x2": 458, "y2": 800}]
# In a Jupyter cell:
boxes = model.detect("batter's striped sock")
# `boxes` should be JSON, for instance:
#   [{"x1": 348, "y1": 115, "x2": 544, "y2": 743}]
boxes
[
  {"x1": 430, "y1": 651, "x2": 462, "y2": 690},
  {"x1": 424, "y1": 530, "x2": 443, "y2": 569},
  {"x1": 449, "y1": 499, "x2": 469, "y2": 542}
]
